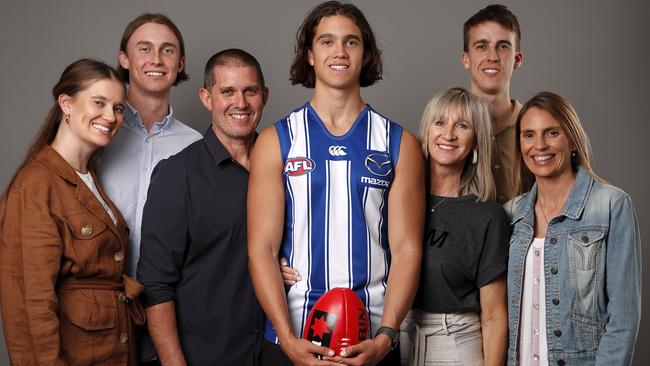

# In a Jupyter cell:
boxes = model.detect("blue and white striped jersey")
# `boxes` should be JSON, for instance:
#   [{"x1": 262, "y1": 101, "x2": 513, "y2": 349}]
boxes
[{"x1": 265, "y1": 102, "x2": 403, "y2": 343}]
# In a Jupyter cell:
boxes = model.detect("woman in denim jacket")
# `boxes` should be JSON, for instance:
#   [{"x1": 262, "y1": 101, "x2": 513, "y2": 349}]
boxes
[{"x1": 504, "y1": 92, "x2": 641, "y2": 365}]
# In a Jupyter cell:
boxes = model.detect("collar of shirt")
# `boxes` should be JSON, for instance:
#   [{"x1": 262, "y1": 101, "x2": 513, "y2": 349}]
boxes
[
  {"x1": 510, "y1": 166, "x2": 592, "y2": 226},
  {"x1": 201, "y1": 126, "x2": 258, "y2": 168},
  {"x1": 203, "y1": 126, "x2": 233, "y2": 166},
  {"x1": 495, "y1": 99, "x2": 522, "y2": 138},
  {"x1": 124, "y1": 100, "x2": 175, "y2": 134}
]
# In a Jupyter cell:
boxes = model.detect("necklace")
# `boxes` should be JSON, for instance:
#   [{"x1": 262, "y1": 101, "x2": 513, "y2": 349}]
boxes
[
  {"x1": 537, "y1": 197, "x2": 557, "y2": 227},
  {"x1": 537, "y1": 201, "x2": 549, "y2": 227},
  {"x1": 430, "y1": 198, "x2": 448, "y2": 213}
]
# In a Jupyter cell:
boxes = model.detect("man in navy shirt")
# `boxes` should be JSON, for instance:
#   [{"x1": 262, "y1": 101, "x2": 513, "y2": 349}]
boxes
[{"x1": 138, "y1": 49, "x2": 269, "y2": 366}]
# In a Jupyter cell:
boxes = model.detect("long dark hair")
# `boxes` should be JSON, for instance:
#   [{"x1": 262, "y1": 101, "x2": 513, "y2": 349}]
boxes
[
  {"x1": 290, "y1": 1, "x2": 382, "y2": 88},
  {"x1": 3, "y1": 58, "x2": 124, "y2": 198}
]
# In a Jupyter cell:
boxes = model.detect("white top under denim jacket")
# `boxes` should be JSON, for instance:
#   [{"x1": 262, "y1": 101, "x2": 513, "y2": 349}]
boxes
[{"x1": 504, "y1": 167, "x2": 641, "y2": 366}]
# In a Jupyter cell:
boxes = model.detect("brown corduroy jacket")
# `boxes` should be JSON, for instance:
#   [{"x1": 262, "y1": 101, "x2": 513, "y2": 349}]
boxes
[{"x1": 0, "y1": 146, "x2": 143, "y2": 365}]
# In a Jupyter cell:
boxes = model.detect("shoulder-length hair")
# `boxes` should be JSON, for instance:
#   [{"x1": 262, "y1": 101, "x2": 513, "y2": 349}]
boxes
[
  {"x1": 290, "y1": 1, "x2": 382, "y2": 88},
  {"x1": 515, "y1": 91, "x2": 605, "y2": 194},
  {"x1": 418, "y1": 87, "x2": 495, "y2": 202},
  {"x1": 3, "y1": 59, "x2": 124, "y2": 198}
]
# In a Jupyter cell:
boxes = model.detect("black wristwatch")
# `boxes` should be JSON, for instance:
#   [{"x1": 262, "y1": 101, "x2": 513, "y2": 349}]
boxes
[{"x1": 375, "y1": 326, "x2": 399, "y2": 350}]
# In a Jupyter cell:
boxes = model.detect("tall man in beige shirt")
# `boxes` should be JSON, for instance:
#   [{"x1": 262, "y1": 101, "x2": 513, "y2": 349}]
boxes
[{"x1": 462, "y1": 4, "x2": 523, "y2": 203}]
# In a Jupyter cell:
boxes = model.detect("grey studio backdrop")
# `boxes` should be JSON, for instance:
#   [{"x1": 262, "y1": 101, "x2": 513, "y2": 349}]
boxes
[{"x1": 1, "y1": 0, "x2": 648, "y2": 364}]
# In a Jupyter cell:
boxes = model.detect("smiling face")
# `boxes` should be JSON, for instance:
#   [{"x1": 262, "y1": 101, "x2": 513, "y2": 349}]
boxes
[
  {"x1": 199, "y1": 65, "x2": 268, "y2": 144},
  {"x1": 118, "y1": 22, "x2": 185, "y2": 97},
  {"x1": 60, "y1": 78, "x2": 125, "y2": 150},
  {"x1": 519, "y1": 107, "x2": 575, "y2": 182},
  {"x1": 308, "y1": 15, "x2": 364, "y2": 91},
  {"x1": 461, "y1": 21, "x2": 522, "y2": 96},
  {"x1": 427, "y1": 111, "x2": 476, "y2": 170}
]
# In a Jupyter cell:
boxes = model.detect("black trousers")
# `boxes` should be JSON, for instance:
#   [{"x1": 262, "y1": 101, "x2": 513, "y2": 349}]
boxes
[{"x1": 262, "y1": 340, "x2": 400, "y2": 366}]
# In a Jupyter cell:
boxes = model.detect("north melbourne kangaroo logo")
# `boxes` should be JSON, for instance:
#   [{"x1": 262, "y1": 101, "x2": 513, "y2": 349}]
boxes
[{"x1": 328, "y1": 146, "x2": 348, "y2": 157}]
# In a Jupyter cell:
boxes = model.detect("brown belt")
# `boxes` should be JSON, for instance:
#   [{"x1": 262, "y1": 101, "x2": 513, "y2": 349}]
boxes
[{"x1": 58, "y1": 275, "x2": 146, "y2": 326}]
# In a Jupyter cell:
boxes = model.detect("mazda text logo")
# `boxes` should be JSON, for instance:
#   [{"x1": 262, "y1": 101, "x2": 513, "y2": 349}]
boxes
[
  {"x1": 328, "y1": 146, "x2": 347, "y2": 157},
  {"x1": 365, "y1": 153, "x2": 392, "y2": 177}
]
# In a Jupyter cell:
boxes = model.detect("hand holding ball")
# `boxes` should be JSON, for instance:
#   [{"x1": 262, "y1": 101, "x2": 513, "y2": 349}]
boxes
[{"x1": 303, "y1": 288, "x2": 369, "y2": 355}]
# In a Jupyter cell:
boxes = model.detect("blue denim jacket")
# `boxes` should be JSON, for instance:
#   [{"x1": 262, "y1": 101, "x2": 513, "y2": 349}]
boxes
[{"x1": 504, "y1": 168, "x2": 641, "y2": 365}]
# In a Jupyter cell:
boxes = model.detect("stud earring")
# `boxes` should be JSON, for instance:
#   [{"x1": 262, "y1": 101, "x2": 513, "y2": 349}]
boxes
[
  {"x1": 571, "y1": 151, "x2": 577, "y2": 157},
  {"x1": 472, "y1": 149, "x2": 478, "y2": 164}
]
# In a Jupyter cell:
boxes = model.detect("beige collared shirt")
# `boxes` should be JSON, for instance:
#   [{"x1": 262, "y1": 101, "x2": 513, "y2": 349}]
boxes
[{"x1": 492, "y1": 100, "x2": 522, "y2": 203}]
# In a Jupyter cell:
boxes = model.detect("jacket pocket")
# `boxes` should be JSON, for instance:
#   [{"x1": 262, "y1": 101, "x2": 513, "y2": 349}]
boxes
[
  {"x1": 571, "y1": 312, "x2": 605, "y2": 352},
  {"x1": 58, "y1": 290, "x2": 119, "y2": 364},
  {"x1": 568, "y1": 227, "x2": 606, "y2": 315},
  {"x1": 59, "y1": 290, "x2": 116, "y2": 331},
  {"x1": 64, "y1": 212, "x2": 108, "y2": 241},
  {"x1": 568, "y1": 228, "x2": 606, "y2": 271}
]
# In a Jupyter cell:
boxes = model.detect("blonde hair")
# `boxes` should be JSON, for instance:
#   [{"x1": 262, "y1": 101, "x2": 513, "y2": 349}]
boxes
[
  {"x1": 515, "y1": 91, "x2": 605, "y2": 194},
  {"x1": 418, "y1": 87, "x2": 495, "y2": 202}
]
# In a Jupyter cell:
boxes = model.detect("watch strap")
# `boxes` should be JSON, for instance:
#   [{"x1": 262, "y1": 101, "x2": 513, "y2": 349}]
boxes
[{"x1": 375, "y1": 326, "x2": 399, "y2": 350}]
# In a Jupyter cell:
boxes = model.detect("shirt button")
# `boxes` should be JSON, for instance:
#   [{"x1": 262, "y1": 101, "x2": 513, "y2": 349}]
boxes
[
  {"x1": 120, "y1": 333, "x2": 128, "y2": 344},
  {"x1": 118, "y1": 292, "x2": 127, "y2": 303},
  {"x1": 552, "y1": 298, "x2": 560, "y2": 305},
  {"x1": 533, "y1": 354, "x2": 539, "y2": 361},
  {"x1": 494, "y1": 164, "x2": 500, "y2": 169},
  {"x1": 534, "y1": 329, "x2": 540, "y2": 335},
  {"x1": 534, "y1": 250, "x2": 540, "y2": 256},
  {"x1": 554, "y1": 329, "x2": 562, "y2": 337},
  {"x1": 533, "y1": 303, "x2": 539, "y2": 310},
  {"x1": 534, "y1": 278, "x2": 540, "y2": 285},
  {"x1": 551, "y1": 266, "x2": 558, "y2": 274},
  {"x1": 114, "y1": 252, "x2": 124, "y2": 262},
  {"x1": 550, "y1": 237, "x2": 557, "y2": 244},
  {"x1": 145, "y1": 138, "x2": 150, "y2": 144},
  {"x1": 582, "y1": 236, "x2": 589, "y2": 243},
  {"x1": 81, "y1": 225, "x2": 93, "y2": 236}
]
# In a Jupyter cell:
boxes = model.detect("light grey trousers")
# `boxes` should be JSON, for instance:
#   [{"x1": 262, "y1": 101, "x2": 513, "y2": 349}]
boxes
[{"x1": 399, "y1": 309, "x2": 484, "y2": 366}]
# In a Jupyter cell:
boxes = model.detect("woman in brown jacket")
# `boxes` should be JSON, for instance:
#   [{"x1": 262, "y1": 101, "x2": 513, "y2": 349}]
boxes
[{"x1": 0, "y1": 59, "x2": 144, "y2": 365}]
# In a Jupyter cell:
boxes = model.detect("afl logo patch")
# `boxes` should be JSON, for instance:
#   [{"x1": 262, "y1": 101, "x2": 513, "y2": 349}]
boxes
[
  {"x1": 284, "y1": 157, "x2": 315, "y2": 176},
  {"x1": 365, "y1": 153, "x2": 392, "y2": 177}
]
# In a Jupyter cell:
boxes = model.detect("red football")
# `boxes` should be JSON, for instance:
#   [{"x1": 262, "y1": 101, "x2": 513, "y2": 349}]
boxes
[{"x1": 303, "y1": 288, "x2": 369, "y2": 355}]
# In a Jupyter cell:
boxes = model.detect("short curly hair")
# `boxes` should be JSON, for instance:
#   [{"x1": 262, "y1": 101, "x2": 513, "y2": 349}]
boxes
[{"x1": 290, "y1": 1, "x2": 382, "y2": 88}]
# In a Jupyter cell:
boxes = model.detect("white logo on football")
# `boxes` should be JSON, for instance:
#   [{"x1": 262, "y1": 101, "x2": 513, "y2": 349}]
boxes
[{"x1": 328, "y1": 146, "x2": 348, "y2": 156}]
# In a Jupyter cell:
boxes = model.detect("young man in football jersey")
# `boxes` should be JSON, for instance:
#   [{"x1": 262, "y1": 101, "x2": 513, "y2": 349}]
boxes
[
  {"x1": 462, "y1": 4, "x2": 524, "y2": 202},
  {"x1": 248, "y1": 2, "x2": 424, "y2": 365}
]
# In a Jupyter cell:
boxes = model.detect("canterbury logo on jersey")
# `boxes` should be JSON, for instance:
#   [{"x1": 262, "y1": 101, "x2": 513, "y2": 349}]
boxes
[
  {"x1": 284, "y1": 157, "x2": 315, "y2": 176},
  {"x1": 364, "y1": 153, "x2": 392, "y2": 177},
  {"x1": 328, "y1": 146, "x2": 348, "y2": 156}
]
